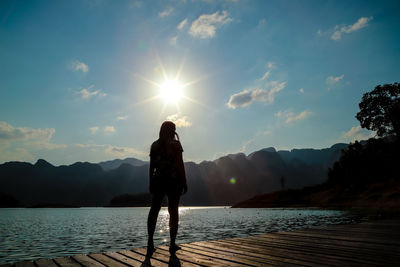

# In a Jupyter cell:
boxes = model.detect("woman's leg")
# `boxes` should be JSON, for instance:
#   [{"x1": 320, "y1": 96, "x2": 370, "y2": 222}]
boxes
[
  {"x1": 147, "y1": 193, "x2": 163, "y2": 249},
  {"x1": 167, "y1": 194, "x2": 180, "y2": 249}
]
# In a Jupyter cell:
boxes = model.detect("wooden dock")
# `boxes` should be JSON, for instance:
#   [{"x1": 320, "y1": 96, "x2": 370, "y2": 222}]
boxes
[{"x1": 4, "y1": 219, "x2": 400, "y2": 267}]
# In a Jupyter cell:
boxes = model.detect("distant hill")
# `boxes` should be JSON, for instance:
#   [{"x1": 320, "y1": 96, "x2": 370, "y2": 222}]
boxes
[
  {"x1": 98, "y1": 157, "x2": 147, "y2": 171},
  {"x1": 232, "y1": 139, "x2": 400, "y2": 209},
  {"x1": 0, "y1": 143, "x2": 347, "y2": 207}
]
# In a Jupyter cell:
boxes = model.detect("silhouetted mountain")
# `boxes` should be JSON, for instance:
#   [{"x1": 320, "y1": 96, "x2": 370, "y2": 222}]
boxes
[
  {"x1": 0, "y1": 144, "x2": 347, "y2": 207},
  {"x1": 0, "y1": 193, "x2": 21, "y2": 207},
  {"x1": 109, "y1": 193, "x2": 153, "y2": 207},
  {"x1": 98, "y1": 157, "x2": 147, "y2": 171},
  {"x1": 233, "y1": 139, "x2": 400, "y2": 209}
]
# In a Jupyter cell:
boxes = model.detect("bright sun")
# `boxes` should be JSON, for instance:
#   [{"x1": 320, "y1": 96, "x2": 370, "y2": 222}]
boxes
[{"x1": 160, "y1": 79, "x2": 183, "y2": 103}]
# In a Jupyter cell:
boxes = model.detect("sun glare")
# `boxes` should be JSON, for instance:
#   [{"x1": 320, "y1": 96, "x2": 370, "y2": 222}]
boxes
[{"x1": 160, "y1": 80, "x2": 183, "y2": 103}]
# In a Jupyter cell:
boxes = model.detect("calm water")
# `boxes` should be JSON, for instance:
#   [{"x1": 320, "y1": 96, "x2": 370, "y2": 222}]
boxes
[{"x1": 0, "y1": 207, "x2": 364, "y2": 264}]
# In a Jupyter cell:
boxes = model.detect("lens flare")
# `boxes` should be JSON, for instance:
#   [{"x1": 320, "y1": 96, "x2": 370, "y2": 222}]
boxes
[{"x1": 229, "y1": 177, "x2": 236, "y2": 184}]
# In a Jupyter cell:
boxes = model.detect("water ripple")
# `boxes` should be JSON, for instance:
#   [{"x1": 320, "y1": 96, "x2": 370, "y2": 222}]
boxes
[{"x1": 0, "y1": 207, "x2": 364, "y2": 264}]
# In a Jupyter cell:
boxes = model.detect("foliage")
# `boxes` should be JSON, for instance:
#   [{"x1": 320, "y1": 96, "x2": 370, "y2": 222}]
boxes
[
  {"x1": 356, "y1": 82, "x2": 400, "y2": 138},
  {"x1": 328, "y1": 138, "x2": 399, "y2": 188}
]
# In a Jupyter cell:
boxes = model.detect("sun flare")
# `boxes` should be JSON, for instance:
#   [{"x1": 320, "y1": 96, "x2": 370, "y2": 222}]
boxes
[{"x1": 160, "y1": 79, "x2": 183, "y2": 103}]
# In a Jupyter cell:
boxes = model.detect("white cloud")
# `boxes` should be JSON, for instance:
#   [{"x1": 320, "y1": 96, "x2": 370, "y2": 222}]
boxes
[
  {"x1": 227, "y1": 81, "x2": 287, "y2": 109},
  {"x1": 105, "y1": 145, "x2": 147, "y2": 158},
  {"x1": 159, "y1": 7, "x2": 173, "y2": 17},
  {"x1": 71, "y1": 60, "x2": 89, "y2": 73},
  {"x1": 177, "y1": 18, "x2": 187, "y2": 30},
  {"x1": 267, "y1": 61, "x2": 276, "y2": 69},
  {"x1": 0, "y1": 121, "x2": 66, "y2": 155},
  {"x1": 78, "y1": 85, "x2": 106, "y2": 99},
  {"x1": 326, "y1": 74, "x2": 344, "y2": 88},
  {"x1": 103, "y1": 126, "x2": 115, "y2": 134},
  {"x1": 275, "y1": 110, "x2": 312, "y2": 124},
  {"x1": 258, "y1": 71, "x2": 270, "y2": 81},
  {"x1": 166, "y1": 114, "x2": 192, "y2": 128},
  {"x1": 116, "y1": 116, "x2": 128, "y2": 121},
  {"x1": 331, "y1": 16, "x2": 373, "y2": 40},
  {"x1": 189, "y1": 10, "x2": 232, "y2": 39},
  {"x1": 342, "y1": 125, "x2": 375, "y2": 142},
  {"x1": 0, "y1": 121, "x2": 55, "y2": 142},
  {"x1": 75, "y1": 143, "x2": 147, "y2": 159},
  {"x1": 299, "y1": 88, "x2": 304, "y2": 93},
  {"x1": 90, "y1": 126, "x2": 99, "y2": 134},
  {"x1": 169, "y1": 36, "x2": 177, "y2": 45}
]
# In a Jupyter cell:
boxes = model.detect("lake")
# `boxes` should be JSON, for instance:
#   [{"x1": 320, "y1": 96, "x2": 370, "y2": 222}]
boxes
[{"x1": 0, "y1": 207, "x2": 365, "y2": 264}]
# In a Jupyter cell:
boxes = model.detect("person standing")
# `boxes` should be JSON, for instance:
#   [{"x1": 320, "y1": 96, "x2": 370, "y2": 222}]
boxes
[{"x1": 147, "y1": 121, "x2": 188, "y2": 255}]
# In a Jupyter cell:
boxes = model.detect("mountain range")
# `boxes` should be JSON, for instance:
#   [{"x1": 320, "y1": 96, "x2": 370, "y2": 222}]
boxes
[{"x1": 0, "y1": 143, "x2": 347, "y2": 207}]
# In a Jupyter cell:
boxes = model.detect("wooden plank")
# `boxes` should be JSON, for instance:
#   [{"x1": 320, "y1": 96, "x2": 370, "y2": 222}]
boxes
[
  {"x1": 88, "y1": 254, "x2": 127, "y2": 267},
  {"x1": 143, "y1": 247, "x2": 202, "y2": 267},
  {"x1": 53, "y1": 257, "x2": 82, "y2": 267},
  {"x1": 156, "y1": 246, "x2": 247, "y2": 267},
  {"x1": 15, "y1": 261, "x2": 35, "y2": 267},
  {"x1": 118, "y1": 250, "x2": 167, "y2": 267},
  {"x1": 209, "y1": 240, "x2": 321, "y2": 267},
  {"x1": 183, "y1": 243, "x2": 281, "y2": 266},
  {"x1": 35, "y1": 259, "x2": 58, "y2": 267},
  {"x1": 248, "y1": 234, "x2": 399, "y2": 263},
  {"x1": 265, "y1": 232, "x2": 399, "y2": 253},
  {"x1": 72, "y1": 255, "x2": 106, "y2": 267},
  {"x1": 280, "y1": 230, "x2": 400, "y2": 246},
  {"x1": 189, "y1": 241, "x2": 300, "y2": 266},
  {"x1": 179, "y1": 244, "x2": 262, "y2": 267},
  {"x1": 133, "y1": 248, "x2": 171, "y2": 265},
  {"x1": 104, "y1": 252, "x2": 142, "y2": 267},
  {"x1": 214, "y1": 239, "x2": 356, "y2": 267},
  {"x1": 233, "y1": 235, "x2": 395, "y2": 266}
]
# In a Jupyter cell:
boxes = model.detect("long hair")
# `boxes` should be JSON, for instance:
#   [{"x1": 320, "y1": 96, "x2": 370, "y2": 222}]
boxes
[{"x1": 159, "y1": 121, "x2": 179, "y2": 142}]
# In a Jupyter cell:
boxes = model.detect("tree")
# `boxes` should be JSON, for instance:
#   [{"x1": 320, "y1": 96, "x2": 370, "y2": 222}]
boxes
[{"x1": 356, "y1": 82, "x2": 400, "y2": 138}]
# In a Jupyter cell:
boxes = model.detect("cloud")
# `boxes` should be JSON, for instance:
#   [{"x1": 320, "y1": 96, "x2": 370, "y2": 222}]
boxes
[
  {"x1": 0, "y1": 121, "x2": 55, "y2": 142},
  {"x1": 77, "y1": 85, "x2": 107, "y2": 99},
  {"x1": 105, "y1": 145, "x2": 147, "y2": 158},
  {"x1": 75, "y1": 143, "x2": 147, "y2": 159},
  {"x1": 299, "y1": 88, "x2": 304, "y2": 93},
  {"x1": 342, "y1": 125, "x2": 375, "y2": 142},
  {"x1": 90, "y1": 126, "x2": 99, "y2": 134},
  {"x1": 0, "y1": 121, "x2": 66, "y2": 154},
  {"x1": 267, "y1": 61, "x2": 276, "y2": 69},
  {"x1": 177, "y1": 18, "x2": 187, "y2": 30},
  {"x1": 326, "y1": 74, "x2": 344, "y2": 88},
  {"x1": 71, "y1": 60, "x2": 89, "y2": 73},
  {"x1": 169, "y1": 36, "x2": 177, "y2": 45},
  {"x1": 331, "y1": 16, "x2": 373, "y2": 40},
  {"x1": 166, "y1": 114, "x2": 192, "y2": 128},
  {"x1": 227, "y1": 81, "x2": 287, "y2": 109},
  {"x1": 103, "y1": 126, "x2": 115, "y2": 134},
  {"x1": 189, "y1": 10, "x2": 232, "y2": 39},
  {"x1": 258, "y1": 71, "x2": 270, "y2": 81},
  {"x1": 116, "y1": 116, "x2": 128, "y2": 121},
  {"x1": 275, "y1": 110, "x2": 312, "y2": 123},
  {"x1": 159, "y1": 7, "x2": 173, "y2": 17}
]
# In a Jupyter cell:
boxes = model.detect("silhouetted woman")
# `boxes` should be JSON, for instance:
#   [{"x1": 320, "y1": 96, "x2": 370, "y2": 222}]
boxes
[{"x1": 147, "y1": 121, "x2": 187, "y2": 255}]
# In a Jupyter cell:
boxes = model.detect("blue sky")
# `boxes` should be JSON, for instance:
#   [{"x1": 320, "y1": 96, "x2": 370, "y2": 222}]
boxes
[{"x1": 1, "y1": 0, "x2": 399, "y2": 165}]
